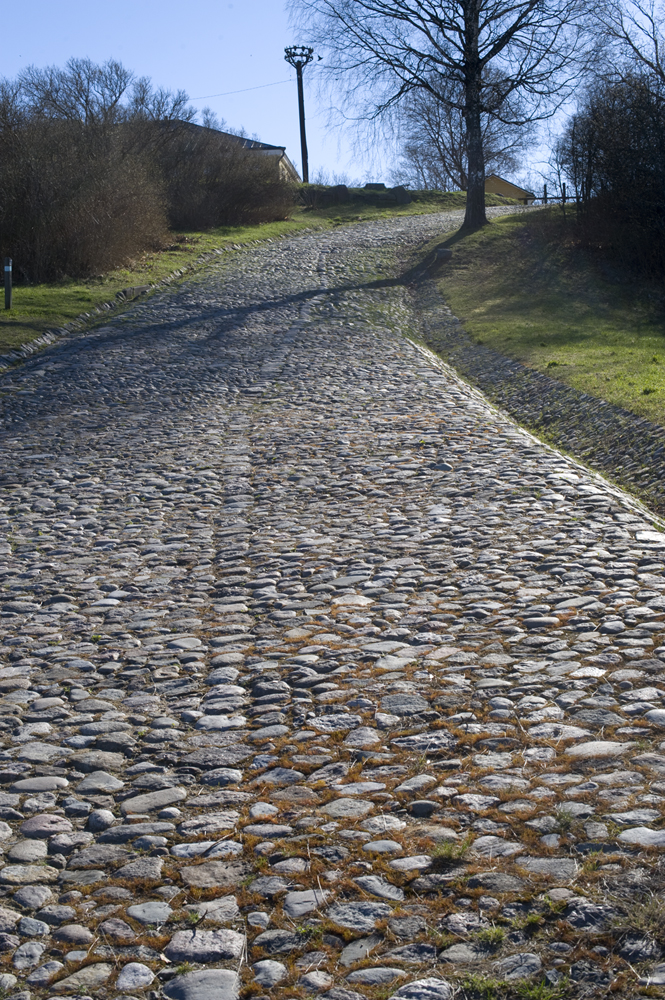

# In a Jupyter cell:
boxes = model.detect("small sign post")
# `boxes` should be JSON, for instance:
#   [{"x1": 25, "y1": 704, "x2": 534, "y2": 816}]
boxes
[{"x1": 4, "y1": 259, "x2": 11, "y2": 311}]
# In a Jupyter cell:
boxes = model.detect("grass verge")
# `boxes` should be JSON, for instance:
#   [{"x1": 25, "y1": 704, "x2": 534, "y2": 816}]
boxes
[
  {"x1": 0, "y1": 191, "x2": 512, "y2": 356},
  {"x1": 434, "y1": 206, "x2": 665, "y2": 425}
]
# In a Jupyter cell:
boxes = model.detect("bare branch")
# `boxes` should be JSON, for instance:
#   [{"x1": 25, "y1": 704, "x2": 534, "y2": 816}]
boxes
[{"x1": 289, "y1": 0, "x2": 594, "y2": 226}]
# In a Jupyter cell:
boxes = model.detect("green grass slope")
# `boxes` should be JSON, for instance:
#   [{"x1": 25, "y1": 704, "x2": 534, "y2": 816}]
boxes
[{"x1": 435, "y1": 207, "x2": 665, "y2": 425}]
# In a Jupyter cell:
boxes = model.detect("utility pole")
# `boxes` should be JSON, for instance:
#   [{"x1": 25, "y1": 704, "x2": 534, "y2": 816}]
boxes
[{"x1": 284, "y1": 46, "x2": 315, "y2": 184}]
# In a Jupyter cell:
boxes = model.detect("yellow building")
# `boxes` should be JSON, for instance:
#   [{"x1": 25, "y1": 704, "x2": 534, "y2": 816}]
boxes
[{"x1": 485, "y1": 174, "x2": 535, "y2": 204}]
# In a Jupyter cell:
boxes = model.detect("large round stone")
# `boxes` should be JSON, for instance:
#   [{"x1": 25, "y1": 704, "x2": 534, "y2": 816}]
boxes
[
  {"x1": 326, "y1": 901, "x2": 392, "y2": 933},
  {"x1": 163, "y1": 969, "x2": 239, "y2": 1000},
  {"x1": 116, "y1": 962, "x2": 155, "y2": 990},
  {"x1": 127, "y1": 901, "x2": 173, "y2": 924},
  {"x1": 252, "y1": 960, "x2": 287, "y2": 987},
  {"x1": 164, "y1": 928, "x2": 245, "y2": 962},
  {"x1": 20, "y1": 815, "x2": 72, "y2": 839},
  {"x1": 321, "y1": 798, "x2": 374, "y2": 819},
  {"x1": 53, "y1": 924, "x2": 94, "y2": 945}
]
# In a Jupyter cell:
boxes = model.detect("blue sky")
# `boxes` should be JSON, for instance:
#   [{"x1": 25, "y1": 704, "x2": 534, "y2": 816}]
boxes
[
  {"x1": 6, "y1": 0, "x2": 555, "y2": 190},
  {"x1": 6, "y1": 0, "x2": 376, "y2": 183}
]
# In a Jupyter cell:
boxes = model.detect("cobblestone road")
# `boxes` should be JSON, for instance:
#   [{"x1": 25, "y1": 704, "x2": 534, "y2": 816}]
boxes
[{"x1": 0, "y1": 209, "x2": 664, "y2": 1000}]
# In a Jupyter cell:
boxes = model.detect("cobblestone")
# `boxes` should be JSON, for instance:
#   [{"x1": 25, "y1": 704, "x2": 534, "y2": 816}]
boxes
[
  {"x1": 414, "y1": 275, "x2": 665, "y2": 514},
  {"x1": 0, "y1": 207, "x2": 662, "y2": 998}
]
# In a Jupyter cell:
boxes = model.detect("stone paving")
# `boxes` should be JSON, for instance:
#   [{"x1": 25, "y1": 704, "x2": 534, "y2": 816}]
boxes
[{"x1": 0, "y1": 208, "x2": 665, "y2": 1000}]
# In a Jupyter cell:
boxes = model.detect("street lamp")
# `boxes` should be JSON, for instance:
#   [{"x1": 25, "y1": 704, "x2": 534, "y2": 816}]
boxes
[{"x1": 284, "y1": 45, "x2": 315, "y2": 184}]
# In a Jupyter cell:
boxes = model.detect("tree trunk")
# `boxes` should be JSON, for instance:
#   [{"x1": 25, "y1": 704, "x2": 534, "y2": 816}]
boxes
[
  {"x1": 464, "y1": 103, "x2": 487, "y2": 227},
  {"x1": 462, "y1": 0, "x2": 487, "y2": 229}
]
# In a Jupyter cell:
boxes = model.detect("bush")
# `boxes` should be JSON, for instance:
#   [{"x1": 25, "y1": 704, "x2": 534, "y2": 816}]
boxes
[
  {"x1": 0, "y1": 119, "x2": 167, "y2": 283},
  {"x1": 154, "y1": 122, "x2": 295, "y2": 230},
  {"x1": 299, "y1": 182, "x2": 411, "y2": 209},
  {"x1": 557, "y1": 73, "x2": 665, "y2": 274},
  {"x1": 0, "y1": 59, "x2": 296, "y2": 282}
]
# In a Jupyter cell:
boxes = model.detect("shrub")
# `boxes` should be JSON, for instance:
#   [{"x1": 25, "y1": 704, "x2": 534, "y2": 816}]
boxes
[
  {"x1": 0, "y1": 118, "x2": 167, "y2": 283},
  {"x1": 0, "y1": 59, "x2": 295, "y2": 282},
  {"x1": 154, "y1": 122, "x2": 295, "y2": 229},
  {"x1": 557, "y1": 72, "x2": 665, "y2": 274}
]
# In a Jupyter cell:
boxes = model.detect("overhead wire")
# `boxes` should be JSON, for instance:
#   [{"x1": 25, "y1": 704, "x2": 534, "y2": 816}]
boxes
[{"x1": 191, "y1": 79, "x2": 293, "y2": 100}]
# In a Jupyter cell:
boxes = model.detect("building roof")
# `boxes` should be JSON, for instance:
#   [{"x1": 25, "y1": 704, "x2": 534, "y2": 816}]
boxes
[
  {"x1": 160, "y1": 120, "x2": 300, "y2": 183},
  {"x1": 485, "y1": 174, "x2": 536, "y2": 200},
  {"x1": 172, "y1": 120, "x2": 287, "y2": 153}
]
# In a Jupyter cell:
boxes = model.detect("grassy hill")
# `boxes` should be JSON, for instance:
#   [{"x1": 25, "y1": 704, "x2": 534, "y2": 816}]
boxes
[{"x1": 433, "y1": 207, "x2": 665, "y2": 426}]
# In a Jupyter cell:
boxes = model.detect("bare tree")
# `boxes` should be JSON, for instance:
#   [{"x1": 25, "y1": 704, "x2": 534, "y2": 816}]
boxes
[
  {"x1": 598, "y1": 0, "x2": 665, "y2": 84},
  {"x1": 0, "y1": 58, "x2": 293, "y2": 281},
  {"x1": 289, "y1": 0, "x2": 591, "y2": 227},
  {"x1": 128, "y1": 77, "x2": 195, "y2": 122},
  {"x1": 554, "y1": 71, "x2": 665, "y2": 272},
  {"x1": 200, "y1": 107, "x2": 228, "y2": 131},
  {"x1": 394, "y1": 71, "x2": 533, "y2": 190},
  {"x1": 20, "y1": 58, "x2": 133, "y2": 125},
  {"x1": 19, "y1": 57, "x2": 196, "y2": 127},
  {"x1": 0, "y1": 79, "x2": 25, "y2": 133}
]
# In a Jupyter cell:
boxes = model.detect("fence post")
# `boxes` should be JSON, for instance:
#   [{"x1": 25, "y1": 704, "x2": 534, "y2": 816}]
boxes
[
  {"x1": 543, "y1": 183, "x2": 548, "y2": 204},
  {"x1": 4, "y1": 259, "x2": 11, "y2": 311},
  {"x1": 562, "y1": 183, "x2": 566, "y2": 220}
]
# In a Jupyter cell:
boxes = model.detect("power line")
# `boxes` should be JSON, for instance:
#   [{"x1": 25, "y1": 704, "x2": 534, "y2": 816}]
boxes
[{"x1": 191, "y1": 79, "x2": 292, "y2": 100}]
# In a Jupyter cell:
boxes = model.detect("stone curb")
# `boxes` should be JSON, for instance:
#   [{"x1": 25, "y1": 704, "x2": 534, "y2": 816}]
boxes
[{"x1": 411, "y1": 275, "x2": 665, "y2": 517}]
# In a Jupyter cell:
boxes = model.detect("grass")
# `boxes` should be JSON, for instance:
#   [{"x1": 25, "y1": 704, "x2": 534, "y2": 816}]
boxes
[
  {"x1": 432, "y1": 834, "x2": 473, "y2": 860},
  {"x1": 475, "y1": 925, "x2": 505, "y2": 947},
  {"x1": 461, "y1": 973, "x2": 505, "y2": 999},
  {"x1": 432, "y1": 206, "x2": 665, "y2": 426},
  {"x1": 461, "y1": 972, "x2": 569, "y2": 1000},
  {"x1": 554, "y1": 808, "x2": 574, "y2": 831},
  {"x1": 515, "y1": 983, "x2": 568, "y2": 1000},
  {"x1": 0, "y1": 190, "x2": 512, "y2": 356},
  {"x1": 612, "y1": 895, "x2": 665, "y2": 944}
]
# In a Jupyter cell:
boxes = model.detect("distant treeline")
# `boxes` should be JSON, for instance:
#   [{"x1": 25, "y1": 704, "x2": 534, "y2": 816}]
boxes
[{"x1": 0, "y1": 59, "x2": 295, "y2": 283}]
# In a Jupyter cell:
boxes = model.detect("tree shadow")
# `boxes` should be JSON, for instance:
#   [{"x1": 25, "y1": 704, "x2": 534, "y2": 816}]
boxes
[{"x1": 0, "y1": 230, "x2": 465, "y2": 431}]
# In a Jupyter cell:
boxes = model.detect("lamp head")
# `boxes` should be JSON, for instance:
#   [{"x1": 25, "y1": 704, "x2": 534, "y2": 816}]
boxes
[{"x1": 284, "y1": 46, "x2": 315, "y2": 70}]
